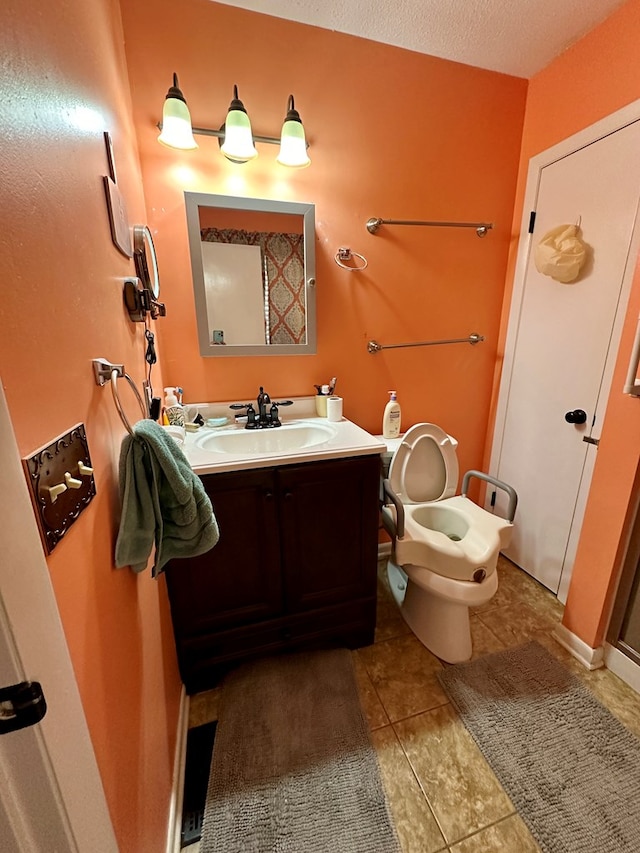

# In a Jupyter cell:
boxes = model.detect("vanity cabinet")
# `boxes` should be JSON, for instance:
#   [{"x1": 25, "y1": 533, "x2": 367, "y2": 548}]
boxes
[{"x1": 164, "y1": 454, "x2": 380, "y2": 693}]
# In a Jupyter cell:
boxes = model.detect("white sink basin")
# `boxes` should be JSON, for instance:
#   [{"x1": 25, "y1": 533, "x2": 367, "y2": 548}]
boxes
[{"x1": 195, "y1": 421, "x2": 337, "y2": 455}]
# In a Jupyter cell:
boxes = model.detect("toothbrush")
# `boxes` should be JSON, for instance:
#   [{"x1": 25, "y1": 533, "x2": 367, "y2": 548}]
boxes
[{"x1": 329, "y1": 377, "x2": 337, "y2": 395}]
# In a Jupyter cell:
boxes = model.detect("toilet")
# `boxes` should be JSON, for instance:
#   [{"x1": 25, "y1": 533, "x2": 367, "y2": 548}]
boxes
[{"x1": 379, "y1": 423, "x2": 517, "y2": 663}]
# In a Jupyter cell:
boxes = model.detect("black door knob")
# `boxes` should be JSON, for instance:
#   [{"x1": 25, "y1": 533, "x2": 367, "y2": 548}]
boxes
[{"x1": 565, "y1": 409, "x2": 587, "y2": 424}]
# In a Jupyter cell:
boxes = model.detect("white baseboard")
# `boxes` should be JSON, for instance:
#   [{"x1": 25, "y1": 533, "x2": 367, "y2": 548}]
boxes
[
  {"x1": 166, "y1": 686, "x2": 189, "y2": 853},
  {"x1": 551, "y1": 623, "x2": 604, "y2": 670},
  {"x1": 604, "y1": 642, "x2": 640, "y2": 694}
]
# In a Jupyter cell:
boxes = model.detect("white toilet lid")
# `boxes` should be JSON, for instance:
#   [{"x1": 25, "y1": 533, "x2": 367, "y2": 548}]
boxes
[{"x1": 388, "y1": 423, "x2": 459, "y2": 504}]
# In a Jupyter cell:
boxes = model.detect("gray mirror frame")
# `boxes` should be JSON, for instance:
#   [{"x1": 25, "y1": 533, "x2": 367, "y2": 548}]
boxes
[{"x1": 184, "y1": 192, "x2": 316, "y2": 357}]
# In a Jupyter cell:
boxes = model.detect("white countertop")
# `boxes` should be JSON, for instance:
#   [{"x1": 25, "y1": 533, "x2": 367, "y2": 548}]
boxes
[{"x1": 180, "y1": 397, "x2": 386, "y2": 475}]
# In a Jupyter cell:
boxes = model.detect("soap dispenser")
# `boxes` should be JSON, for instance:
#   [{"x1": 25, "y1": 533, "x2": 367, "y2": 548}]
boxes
[
  {"x1": 382, "y1": 391, "x2": 401, "y2": 438},
  {"x1": 164, "y1": 387, "x2": 185, "y2": 427}
]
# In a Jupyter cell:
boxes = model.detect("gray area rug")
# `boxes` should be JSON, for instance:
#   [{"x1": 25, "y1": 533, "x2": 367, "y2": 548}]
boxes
[
  {"x1": 438, "y1": 640, "x2": 640, "y2": 853},
  {"x1": 200, "y1": 648, "x2": 401, "y2": 853}
]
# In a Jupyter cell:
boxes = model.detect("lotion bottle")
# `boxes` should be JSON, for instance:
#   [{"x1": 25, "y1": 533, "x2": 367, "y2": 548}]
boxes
[
  {"x1": 164, "y1": 387, "x2": 185, "y2": 427},
  {"x1": 382, "y1": 391, "x2": 401, "y2": 438}
]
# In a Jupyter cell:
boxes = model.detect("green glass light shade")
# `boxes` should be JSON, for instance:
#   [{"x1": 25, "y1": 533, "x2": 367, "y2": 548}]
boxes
[
  {"x1": 277, "y1": 95, "x2": 310, "y2": 168},
  {"x1": 220, "y1": 85, "x2": 257, "y2": 163},
  {"x1": 157, "y1": 73, "x2": 198, "y2": 150}
]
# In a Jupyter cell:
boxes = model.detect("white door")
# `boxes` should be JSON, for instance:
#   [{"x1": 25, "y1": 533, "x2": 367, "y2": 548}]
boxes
[
  {"x1": 0, "y1": 385, "x2": 117, "y2": 851},
  {"x1": 490, "y1": 108, "x2": 640, "y2": 602}
]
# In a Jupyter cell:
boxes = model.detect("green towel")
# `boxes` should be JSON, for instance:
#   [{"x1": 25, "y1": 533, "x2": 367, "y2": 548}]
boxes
[{"x1": 115, "y1": 420, "x2": 219, "y2": 576}]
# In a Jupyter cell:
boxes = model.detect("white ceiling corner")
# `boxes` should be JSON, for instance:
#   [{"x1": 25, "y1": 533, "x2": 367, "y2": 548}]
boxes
[{"x1": 213, "y1": 0, "x2": 627, "y2": 78}]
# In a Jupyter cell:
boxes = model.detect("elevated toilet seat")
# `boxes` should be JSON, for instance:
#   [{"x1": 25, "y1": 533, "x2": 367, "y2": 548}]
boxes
[
  {"x1": 383, "y1": 496, "x2": 508, "y2": 581},
  {"x1": 384, "y1": 424, "x2": 513, "y2": 581},
  {"x1": 381, "y1": 423, "x2": 518, "y2": 662}
]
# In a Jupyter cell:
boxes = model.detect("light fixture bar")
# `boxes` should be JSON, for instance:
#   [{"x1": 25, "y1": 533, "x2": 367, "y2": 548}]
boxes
[
  {"x1": 156, "y1": 122, "x2": 309, "y2": 149},
  {"x1": 192, "y1": 125, "x2": 281, "y2": 146}
]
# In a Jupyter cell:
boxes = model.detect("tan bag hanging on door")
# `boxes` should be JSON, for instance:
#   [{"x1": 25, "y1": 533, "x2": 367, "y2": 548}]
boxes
[{"x1": 534, "y1": 224, "x2": 587, "y2": 283}]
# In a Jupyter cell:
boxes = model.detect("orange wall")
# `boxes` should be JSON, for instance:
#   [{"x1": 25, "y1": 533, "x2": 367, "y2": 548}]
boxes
[
  {"x1": 120, "y1": 0, "x2": 527, "y2": 481},
  {"x1": 0, "y1": 0, "x2": 181, "y2": 849},
  {"x1": 495, "y1": 0, "x2": 640, "y2": 648}
]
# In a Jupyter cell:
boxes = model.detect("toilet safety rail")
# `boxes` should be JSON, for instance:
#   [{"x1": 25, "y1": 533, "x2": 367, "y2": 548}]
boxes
[
  {"x1": 382, "y1": 478, "x2": 405, "y2": 538},
  {"x1": 368, "y1": 333, "x2": 484, "y2": 353},
  {"x1": 461, "y1": 471, "x2": 518, "y2": 523},
  {"x1": 92, "y1": 358, "x2": 147, "y2": 436},
  {"x1": 382, "y1": 470, "x2": 517, "y2": 540}
]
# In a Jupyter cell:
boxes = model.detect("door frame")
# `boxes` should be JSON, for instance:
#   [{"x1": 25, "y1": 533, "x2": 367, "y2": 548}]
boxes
[
  {"x1": 0, "y1": 383, "x2": 117, "y2": 851},
  {"x1": 489, "y1": 98, "x2": 640, "y2": 603}
]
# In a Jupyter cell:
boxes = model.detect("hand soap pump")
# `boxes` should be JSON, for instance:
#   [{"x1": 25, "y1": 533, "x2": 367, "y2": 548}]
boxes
[
  {"x1": 164, "y1": 387, "x2": 185, "y2": 427},
  {"x1": 383, "y1": 391, "x2": 401, "y2": 438}
]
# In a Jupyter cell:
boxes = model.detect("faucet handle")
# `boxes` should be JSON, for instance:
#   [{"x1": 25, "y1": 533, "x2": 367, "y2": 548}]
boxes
[
  {"x1": 272, "y1": 400, "x2": 293, "y2": 407},
  {"x1": 245, "y1": 404, "x2": 257, "y2": 429},
  {"x1": 269, "y1": 403, "x2": 280, "y2": 427}
]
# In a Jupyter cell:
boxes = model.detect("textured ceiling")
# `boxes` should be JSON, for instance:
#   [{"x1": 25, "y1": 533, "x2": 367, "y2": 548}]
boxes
[{"x1": 214, "y1": 0, "x2": 627, "y2": 78}]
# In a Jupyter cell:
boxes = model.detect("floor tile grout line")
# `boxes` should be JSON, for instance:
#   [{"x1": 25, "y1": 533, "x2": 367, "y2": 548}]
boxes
[
  {"x1": 446, "y1": 809, "x2": 521, "y2": 850},
  {"x1": 387, "y1": 710, "x2": 454, "y2": 848},
  {"x1": 385, "y1": 700, "x2": 520, "y2": 850},
  {"x1": 356, "y1": 645, "x2": 454, "y2": 850}
]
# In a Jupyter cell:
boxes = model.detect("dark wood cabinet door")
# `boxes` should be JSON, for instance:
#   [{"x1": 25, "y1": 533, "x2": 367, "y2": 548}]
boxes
[
  {"x1": 277, "y1": 455, "x2": 379, "y2": 613},
  {"x1": 165, "y1": 467, "x2": 282, "y2": 638}
]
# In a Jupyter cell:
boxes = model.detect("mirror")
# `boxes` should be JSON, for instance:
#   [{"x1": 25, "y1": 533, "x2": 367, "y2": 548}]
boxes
[
  {"x1": 133, "y1": 225, "x2": 161, "y2": 299},
  {"x1": 124, "y1": 224, "x2": 166, "y2": 322},
  {"x1": 184, "y1": 192, "x2": 316, "y2": 356}
]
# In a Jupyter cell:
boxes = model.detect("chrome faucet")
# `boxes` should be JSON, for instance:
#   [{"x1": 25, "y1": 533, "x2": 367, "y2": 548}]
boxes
[{"x1": 229, "y1": 387, "x2": 294, "y2": 429}]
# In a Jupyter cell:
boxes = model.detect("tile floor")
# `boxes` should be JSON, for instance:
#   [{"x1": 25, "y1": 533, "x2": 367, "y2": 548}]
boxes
[{"x1": 184, "y1": 555, "x2": 640, "y2": 852}]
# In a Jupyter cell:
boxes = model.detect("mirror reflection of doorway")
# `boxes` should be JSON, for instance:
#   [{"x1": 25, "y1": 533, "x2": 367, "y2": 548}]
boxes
[
  {"x1": 200, "y1": 227, "x2": 306, "y2": 345},
  {"x1": 201, "y1": 242, "x2": 266, "y2": 346}
]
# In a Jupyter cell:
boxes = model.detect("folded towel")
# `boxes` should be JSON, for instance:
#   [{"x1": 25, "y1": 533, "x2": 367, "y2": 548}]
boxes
[{"x1": 115, "y1": 420, "x2": 219, "y2": 576}]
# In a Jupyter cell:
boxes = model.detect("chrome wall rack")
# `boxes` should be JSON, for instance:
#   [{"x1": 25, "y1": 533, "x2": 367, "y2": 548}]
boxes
[
  {"x1": 367, "y1": 333, "x2": 485, "y2": 353},
  {"x1": 366, "y1": 218, "x2": 493, "y2": 237}
]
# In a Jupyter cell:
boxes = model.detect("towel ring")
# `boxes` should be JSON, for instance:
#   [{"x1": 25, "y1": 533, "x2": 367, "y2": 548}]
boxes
[
  {"x1": 334, "y1": 247, "x2": 368, "y2": 272},
  {"x1": 111, "y1": 369, "x2": 147, "y2": 436}
]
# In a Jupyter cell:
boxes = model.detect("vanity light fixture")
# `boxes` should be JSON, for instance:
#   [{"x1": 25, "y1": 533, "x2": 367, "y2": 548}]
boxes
[
  {"x1": 157, "y1": 74, "x2": 198, "y2": 150},
  {"x1": 277, "y1": 95, "x2": 310, "y2": 168},
  {"x1": 220, "y1": 85, "x2": 258, "y2": 163},
  {"x1": 157, "y1": 74, "x2": 310, "y2": 167}
]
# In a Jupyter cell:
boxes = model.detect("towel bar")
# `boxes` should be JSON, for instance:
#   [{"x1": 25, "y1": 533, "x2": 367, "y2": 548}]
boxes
[
  {"x1": 366, "y1": 218, "x2": 493, "y2": 237},
  {"x1": 367, "y1": 333, "x2": 485, "y2": 353}
]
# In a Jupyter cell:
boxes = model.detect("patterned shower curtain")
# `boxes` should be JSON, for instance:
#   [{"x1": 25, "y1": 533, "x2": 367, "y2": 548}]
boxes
[{"x1": 201, "y1": 228, "x2": 306, "y2": 344}]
